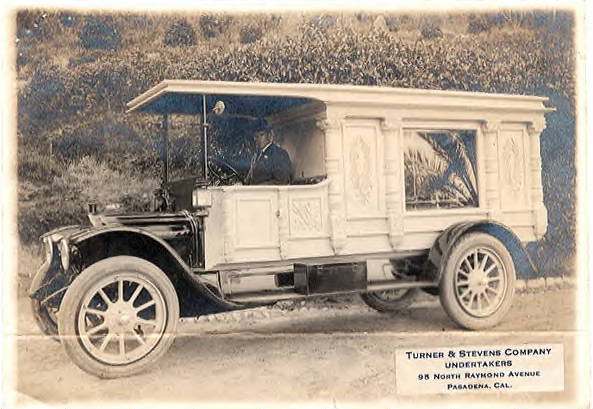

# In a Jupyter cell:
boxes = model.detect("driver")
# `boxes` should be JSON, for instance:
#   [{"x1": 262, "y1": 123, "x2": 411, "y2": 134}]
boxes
[{"x1": 245, "y1": 122, "x2": 292, "y2": 185}]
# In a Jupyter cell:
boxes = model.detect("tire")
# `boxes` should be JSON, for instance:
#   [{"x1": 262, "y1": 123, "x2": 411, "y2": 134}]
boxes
[
  {"x1": 360, "y1": 288, "x2": 417, "y2": 313},
  {"x1": 439, "y1": 232, "x2": 515, "y2": 330},
  {"x1": 30, "y1": 298, "x2": 60, "y2": 342},
  {"x1": 58, "y1": 256, "x2": 179, "y2": 378}
]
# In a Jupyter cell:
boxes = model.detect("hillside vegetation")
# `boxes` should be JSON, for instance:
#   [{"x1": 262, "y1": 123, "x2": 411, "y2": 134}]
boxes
[{"x1": 15, "y1": 10, "x2": 575, "y2": 277}]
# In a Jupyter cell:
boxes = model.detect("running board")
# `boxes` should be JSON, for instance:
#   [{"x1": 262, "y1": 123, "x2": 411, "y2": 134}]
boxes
[{"x1": 227, "y1": 280, "x2": 437, "y2": 304}]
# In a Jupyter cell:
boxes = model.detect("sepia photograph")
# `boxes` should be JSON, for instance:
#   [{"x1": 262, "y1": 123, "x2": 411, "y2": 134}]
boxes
[{"x1": 1, "y1": 1, "x2": 589, "y2": 408}]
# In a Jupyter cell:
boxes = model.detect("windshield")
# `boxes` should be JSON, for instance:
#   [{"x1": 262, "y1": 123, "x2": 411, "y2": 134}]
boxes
[{"x1": 163, "y1": 95, "x2": 324, "y2": 185}]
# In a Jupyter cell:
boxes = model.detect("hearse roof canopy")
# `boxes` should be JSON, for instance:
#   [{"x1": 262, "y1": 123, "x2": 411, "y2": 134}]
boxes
[{"x1": 126, "y1": 80, "x2": 554, "y2": 116}]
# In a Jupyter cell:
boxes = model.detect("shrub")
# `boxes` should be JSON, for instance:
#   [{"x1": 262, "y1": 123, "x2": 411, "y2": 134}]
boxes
[
  {"x1": 467, "y1": 13, "x2": 505, "y2": 34},
  {"x1": 199, "y1": 14, "x2": 232, "y2": 39},
  {"x1": 499, "y1": 10, "x2": 573, "y2": 33},
  {"x1": 384, "y1": 15, "x2": 399, "y2": 32},
  {"x1": 421, "y1": 23, "x2": 443, "y2": 39},
  {"x1": 310, "y1": 15, "x2": 335, "y2": 31},
  {"x1": 467, "y1": 16, "x2": 490, "y2": 34},
  {"x1": 17, "y1": 149, "x2": 63, "y2": 184},
  {"x1": 18, "y1": 192, "x2": 87, "y2": 244},
  {"x1": 19, "y1": 64, "x2": 67, "y2": 126},
  {"x1": 79, "y1": 16, "x2": 121, "y2": 50},
  {"x1": 355, "y1": 13, "x2": 373, "y2": 24},
  {"x1": 18, "y1": 156, "x2": 157, "y2": 243},
  {"x1": 16, "y1": 10, "x2": 47, "y2": 39},
  {"x1": 239, "y1": 25, "x2": 262, "y2": 44},
  {"x1": 59, "y1": 12, "x2": 78, "y2": 27},
  {"x1": 164, "y1": 19, "x2": 197, "y2": 47},
  {"x1": 67, "y1": 53, "x2": 99, "y2": 68},
  {"x1": 58, "y1": 156, "x2": 155, "y2": 210}
]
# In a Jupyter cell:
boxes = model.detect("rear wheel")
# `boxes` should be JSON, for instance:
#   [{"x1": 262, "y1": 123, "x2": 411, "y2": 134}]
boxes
[
  {"x1": 439, "y1": 233, "x2": 515, "y2": 330},
  {"x1": 58, "y1": 256, "x2": 179, "y2": 378}
]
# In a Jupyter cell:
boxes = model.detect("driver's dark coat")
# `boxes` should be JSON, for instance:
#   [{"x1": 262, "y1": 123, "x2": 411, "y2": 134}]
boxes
[{"x1": 245, "y1": 143, "x2": 292, "y2": 185}]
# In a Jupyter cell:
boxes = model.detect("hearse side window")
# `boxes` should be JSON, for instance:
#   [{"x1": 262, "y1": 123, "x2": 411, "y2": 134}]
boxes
[{"x1": 403, "y1": 129, "x2": 478, "y2": 210}]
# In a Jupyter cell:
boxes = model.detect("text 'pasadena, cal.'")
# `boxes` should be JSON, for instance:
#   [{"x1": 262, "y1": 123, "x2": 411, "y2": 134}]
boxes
[{"x1": 395, "y1": 344, "x2": 564, "y2": 394}]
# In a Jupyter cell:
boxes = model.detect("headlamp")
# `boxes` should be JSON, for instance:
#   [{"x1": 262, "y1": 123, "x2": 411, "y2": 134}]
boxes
[
  {"x1": 59, "y1": 238, "x2": 70, "y2": 271},
  {"x1": 192, "y1": 188, "x2": 212, "y2": 208},
  {"x1": 43, "y1": 237, "x2": 53, "y2": 261}
]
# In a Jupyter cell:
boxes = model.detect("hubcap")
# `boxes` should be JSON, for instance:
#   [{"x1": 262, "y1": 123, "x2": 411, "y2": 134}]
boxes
[
  {"x1": 454, "y1": 247, "x2": 506, "y2": 318},
  {"x1": 77, "y1": 273, "x2": 166, "y2": 365}
]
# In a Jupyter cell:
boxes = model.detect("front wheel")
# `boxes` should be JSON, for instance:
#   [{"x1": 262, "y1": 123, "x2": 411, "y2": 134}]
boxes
[
  {"x1": 58, "y1": 256, "x2": 179, "y2": 378},
  {"x1": 439, "y1": 233, "x2": 515, "y2": 330}
]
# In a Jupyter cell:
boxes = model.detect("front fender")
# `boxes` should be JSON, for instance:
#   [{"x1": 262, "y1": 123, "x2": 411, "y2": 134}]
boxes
[
  {"x1": 29, "y1": 225, "x2": 244, "y2": 315},
  {"x1": 71, "y1": 225, "x2": 192, "y2": 270},
  {"x1": 70, "y1": 226, "x2": 244, "y2": 313}
]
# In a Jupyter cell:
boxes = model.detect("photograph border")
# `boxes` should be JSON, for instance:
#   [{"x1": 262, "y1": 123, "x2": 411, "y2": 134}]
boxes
[{"x1": 1, "y1": 0, "x2": 590, "y2": 407}]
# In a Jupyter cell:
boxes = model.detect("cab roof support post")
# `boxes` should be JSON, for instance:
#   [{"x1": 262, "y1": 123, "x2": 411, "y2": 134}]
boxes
[
  {"x1": 161, "y1": 114, "x2": 169, "y2": 185},
  {"x1": 202, "y1": 94, "x2": 209, "y2": 180}
]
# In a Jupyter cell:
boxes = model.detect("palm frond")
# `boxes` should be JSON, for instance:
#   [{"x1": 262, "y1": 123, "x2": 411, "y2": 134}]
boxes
[{"x1": 406, "y1": 130, "x2": 479, "y2": 208}]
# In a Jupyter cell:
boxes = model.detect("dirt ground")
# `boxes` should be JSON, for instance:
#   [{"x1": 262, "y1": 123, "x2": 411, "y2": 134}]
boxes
[{"x1": 8, "y1": 287, "x2": 587, "y2": 408}]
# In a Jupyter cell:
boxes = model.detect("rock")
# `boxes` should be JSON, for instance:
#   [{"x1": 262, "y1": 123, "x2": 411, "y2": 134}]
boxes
[
  {"x1": 275, "y1": 301, "x2": 294, "y2": 310},
  {"x1": 515, "y1": 279, "x2": 527, "y2": 292},
  {"x1": 545, "y1": 276, "x2": 562, "y2": 290},
  {"x1": 526, "y1": 278, "x2": 546, "y2": 291},
  {"x1": 562, "y1": 275, "x2": 577, "y2": 288}
]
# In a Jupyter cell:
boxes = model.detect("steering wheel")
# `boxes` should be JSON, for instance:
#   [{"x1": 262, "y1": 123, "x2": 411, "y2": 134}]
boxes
[{"x1": 208, "y1": 157, "x2": 245, "y2": 186}]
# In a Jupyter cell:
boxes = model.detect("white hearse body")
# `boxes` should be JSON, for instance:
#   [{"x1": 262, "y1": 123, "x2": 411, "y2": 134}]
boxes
[{"x1": 128, "y1": 80, "x2": 550, "y2": 270}]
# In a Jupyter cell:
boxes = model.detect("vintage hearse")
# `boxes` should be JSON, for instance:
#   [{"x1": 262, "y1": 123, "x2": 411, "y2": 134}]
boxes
[{"x1": 29, "y1": 80, "x2": 552, "y2": 378}]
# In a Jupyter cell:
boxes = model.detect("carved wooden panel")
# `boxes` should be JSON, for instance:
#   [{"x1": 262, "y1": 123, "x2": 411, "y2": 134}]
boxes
[
  {"x1": 342, "y1": 120, "x2": 384, "y2": 219},
  {"x1": 290, "y1": 198, "x2": 323, "y2": 235},
  {"x1": 498, "y1": 129, "x2": 528, "y2": 209},
  {"x1": 318, "y1": 118, "x2": 347, "y2": 254},
  {"x1": 381, "y1": 119, "x2": 404, "y2": 248},
  {"x1": 527, "y1": 120, "x2": 547, "y2": 238},
  {"x1": 286, "y1": 181, "x2": 329, "y2": 239},
  {"x1": 277, "y1": 189, "x2": 290, "y2": 258},
  {"x1": 481, "y1": 120, "x2": 501, "y2": 219},
  {"x1": 234, "y1": 192, "x2": 279, "y2": 249}
]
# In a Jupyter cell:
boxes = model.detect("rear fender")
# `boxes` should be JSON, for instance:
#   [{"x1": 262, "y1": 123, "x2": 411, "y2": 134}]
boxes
[{"x1": 425, "y1": 221, "x2": 538, "y2": 282}]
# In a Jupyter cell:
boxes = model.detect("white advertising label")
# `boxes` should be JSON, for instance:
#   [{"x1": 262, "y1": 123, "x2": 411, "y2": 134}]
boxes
[{"x1": 395, "y1": 343, "x2": 564, "y2": 395}]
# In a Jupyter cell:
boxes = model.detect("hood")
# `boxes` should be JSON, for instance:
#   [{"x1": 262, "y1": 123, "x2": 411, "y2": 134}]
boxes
[
  {"x1": 42, "y1": 211, "x2": 197, "y2": 244},
  {"x1": 90, "y1": 212, "x2": 192, "y2": 227},
  {"x1": 80, "y1": 211, "x2": 195, "y2": 242},
  {"x1": 41, "y1": 225, "x2": 88, "y2": 242}
]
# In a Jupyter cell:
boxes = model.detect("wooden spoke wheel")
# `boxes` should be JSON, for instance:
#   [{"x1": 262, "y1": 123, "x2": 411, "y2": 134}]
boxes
[
  {"x1": 58, "y1": 256, "x2": 179, "y2": 378},
  {"x1": 439, "y1": 233, "x2": 515, "y2": 330},
  {"x1": 361, "y1": 288, "x2": 417, "y2": 313}
]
